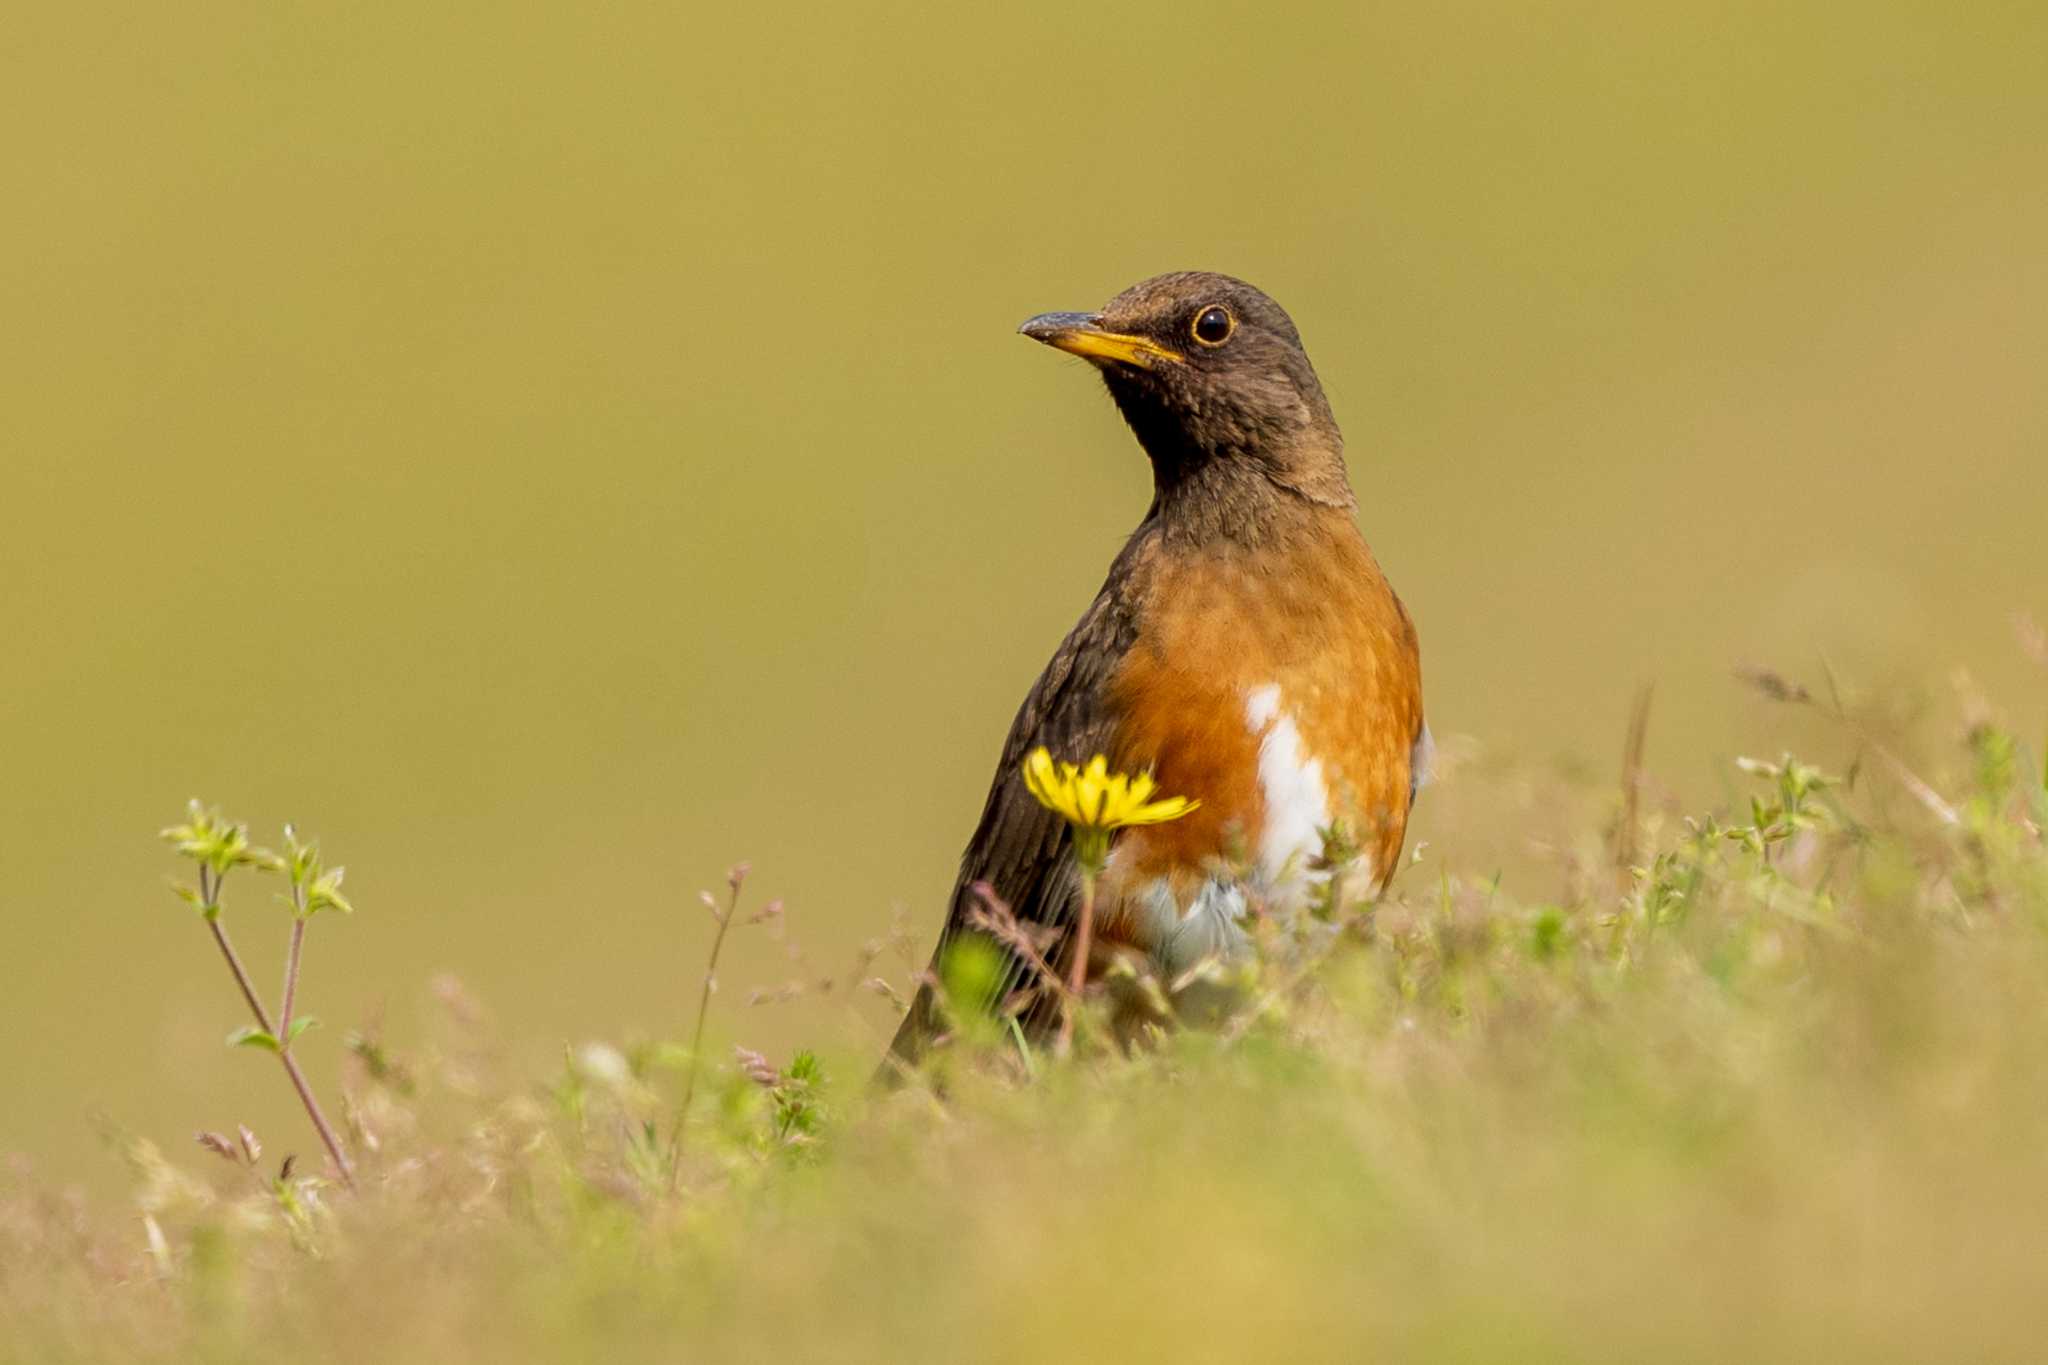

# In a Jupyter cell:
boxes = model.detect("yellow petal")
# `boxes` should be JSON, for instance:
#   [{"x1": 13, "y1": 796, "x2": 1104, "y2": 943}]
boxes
[
  {"x1": 1125, "y1": 795, "x2": 1199, "y2": 826},
  {"x1": 1022, "y1": 751, "x2": 1198, "y2": 833},
  {"x1": 1021, "y1": 749, "x2": 1050, "y2": 800},
  {"x1": 1022, "y1": 747, "x2": 1074, "y2": 820}
]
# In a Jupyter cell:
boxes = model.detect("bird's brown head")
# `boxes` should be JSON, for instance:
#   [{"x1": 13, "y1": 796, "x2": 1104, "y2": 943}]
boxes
[{"x1": 1019, "y1": 272, "x2": 1353, "y2": 518}]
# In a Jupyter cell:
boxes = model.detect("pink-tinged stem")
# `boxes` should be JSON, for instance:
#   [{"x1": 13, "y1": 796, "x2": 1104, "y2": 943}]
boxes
[
  {"x1": 1057, "y1": 871, "x2": 1098, "y2": 1056},
  {"x1": 279, "y1": 916, "x2": 306, "y2": 1044},
  {"x1": 202, "y1": 877, "x2": 355, "y2": 1190},
  {"x1": 207, "y1": 912, "x2": 276, "y2": 1036},
  {"x1": 278, "y1": 1048, "x2": 355, "y2": 1190}
]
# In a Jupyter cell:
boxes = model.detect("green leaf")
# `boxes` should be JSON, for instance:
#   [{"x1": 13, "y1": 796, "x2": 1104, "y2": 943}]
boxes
[
  {"x1": 307, "y1": 867, "x2": 355, "y2": 916},
  {"x1": 159, "y1": 800, "x2": 212, "y2": 858},
  {"x1": 168, "y1": 882, "x2": 226, "y2": 920},
  {"x1": 1006, "y1": 1017, "x2": 1038, "y2": 1078},
  {"x1": 227, "y1": 1027, "x2": 281, "y2": 1053},
  {"x1": 208, "y1": 826, "x2": 254, "y2": 876},
  {"x1": 257, "y1": 823, "x2": 327, "y2": 896},
  {"x1": 162, "y1": 800, "x2": 259, "y2": 876},
  {"x1": 284, "y1": 1016, "x2": 319, "y2": 1044}
]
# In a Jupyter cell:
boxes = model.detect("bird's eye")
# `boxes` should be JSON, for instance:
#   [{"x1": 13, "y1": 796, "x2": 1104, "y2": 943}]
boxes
[{"x1": 1191, "y1": 305, "x2": 1235, "y2": 347}]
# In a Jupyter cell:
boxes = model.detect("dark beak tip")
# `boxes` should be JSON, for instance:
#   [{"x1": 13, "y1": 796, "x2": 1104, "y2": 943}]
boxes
[{"x1": 1018, "y1": 310, "x2": 1099, "y2": 341}]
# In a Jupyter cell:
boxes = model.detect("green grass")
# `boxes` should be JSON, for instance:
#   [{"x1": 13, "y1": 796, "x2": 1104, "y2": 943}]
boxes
[{"x1": 5, "y1": 691, "x2": 2047, "y2": 1364}]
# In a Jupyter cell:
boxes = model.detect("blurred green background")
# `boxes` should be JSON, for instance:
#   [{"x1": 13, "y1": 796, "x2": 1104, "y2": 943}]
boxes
[{"x1": 3, "y1": 1, "x2": 2042, "y2": 1191}]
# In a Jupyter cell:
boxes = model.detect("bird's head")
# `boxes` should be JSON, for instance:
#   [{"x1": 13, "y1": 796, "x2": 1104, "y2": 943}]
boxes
[{"x1": 1019, "y1": 272, "x2": 1351, "y2": 512}]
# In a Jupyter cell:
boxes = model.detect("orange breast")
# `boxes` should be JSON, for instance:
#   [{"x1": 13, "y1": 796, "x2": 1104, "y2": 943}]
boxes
[{"x1": 1103, "y1": 515, "x2": 1422, "y2": 922}]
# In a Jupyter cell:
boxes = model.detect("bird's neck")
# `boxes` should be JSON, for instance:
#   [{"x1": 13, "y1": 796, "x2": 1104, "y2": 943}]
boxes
[{"x1": 1147, "y1": 440, "x2": 1356, "y2": 550}]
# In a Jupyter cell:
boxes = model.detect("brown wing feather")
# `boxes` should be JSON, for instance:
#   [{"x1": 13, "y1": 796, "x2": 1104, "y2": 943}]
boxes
[{"x1": 884, "y1": 531, "x2": 1153, "y2": 1067}]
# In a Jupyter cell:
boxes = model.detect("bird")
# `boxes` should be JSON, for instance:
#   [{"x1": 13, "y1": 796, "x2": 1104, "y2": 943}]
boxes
[{"x1": 886, "y1": 271, "x2": 1426, "y2": 1067}]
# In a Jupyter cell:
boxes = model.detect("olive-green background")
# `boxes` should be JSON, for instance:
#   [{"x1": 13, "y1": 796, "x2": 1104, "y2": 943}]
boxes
[{"x1": 4, "y1": 1, "x2": 2042, "y2": 1190}]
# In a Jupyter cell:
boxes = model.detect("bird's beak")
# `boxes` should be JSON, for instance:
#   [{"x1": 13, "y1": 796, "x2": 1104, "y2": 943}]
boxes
[{"x1": 1018, "y1": 312, "x2": 1183, "y2": 370}]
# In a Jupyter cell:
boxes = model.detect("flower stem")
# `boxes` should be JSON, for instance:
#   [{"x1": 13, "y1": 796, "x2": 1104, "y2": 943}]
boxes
[
  {"x1": 279, "y1": 1048, "x2": 355, "y2": 1190},
  {"x1": 1057, "y1": 869, "x2": 1098, "y2": 1057},
  {"x1": 279, "y1": 916, "x2": 306, "y2": 1047},
  {"x1": 205, "y1": 899, "x2": 275, "y2": 1037}
]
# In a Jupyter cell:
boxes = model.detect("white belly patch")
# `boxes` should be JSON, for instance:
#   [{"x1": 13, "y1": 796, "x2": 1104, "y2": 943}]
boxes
[
  {"x1": 1243, "y1": 682, "x2": 1332, "y2": 892},
  {"x1": 1106, "y1": 682, "x2": 1370, "y2": 977}
]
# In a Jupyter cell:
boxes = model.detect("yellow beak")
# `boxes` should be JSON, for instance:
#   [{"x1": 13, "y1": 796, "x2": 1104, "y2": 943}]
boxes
[{"x1": 1018, "y1": 312, "x2": 1183, "y2": 370}]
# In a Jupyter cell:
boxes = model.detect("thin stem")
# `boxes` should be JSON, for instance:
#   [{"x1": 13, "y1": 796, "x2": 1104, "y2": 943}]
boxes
[
  {"x1": 207, "y1": 911, "x2": 277, "y2": 1036},
  {"x1": 1615, "y1": 682, "x2": 1653, "y2": 894},
  {"x1": 668, "y1": 875, "x2": 744, "y2": 1191},
  {"x1": 278, "y1": 1049, "x2": 355, "y2": 1190},
  {"x1": 1056, "y1": 869, "x2": 1098, "y2": 1057},
  {"x1": 197, "y1": 870, "x2": 355, "y2": 1191},
  {"x1": 279, "y1": 916, "x2": 307, "y2": 1044}
]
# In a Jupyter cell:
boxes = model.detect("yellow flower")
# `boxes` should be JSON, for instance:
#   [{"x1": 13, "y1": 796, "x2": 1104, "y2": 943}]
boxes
[
  {"x1": 1020, "y1": 748, "x2": 1197, "y2": 867},
  {"x1": 1019, "y1": 749, "x2": 1196, "y2": 1045}
]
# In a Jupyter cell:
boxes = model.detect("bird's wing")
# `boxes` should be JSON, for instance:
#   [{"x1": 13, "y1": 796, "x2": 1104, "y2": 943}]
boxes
[{"x1": 885, "y1": 539, "x2": 1149, "y2": 1066}]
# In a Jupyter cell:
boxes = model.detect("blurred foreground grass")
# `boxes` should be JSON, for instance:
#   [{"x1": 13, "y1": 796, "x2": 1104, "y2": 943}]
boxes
[{"x1": 5, "y1": 679, "x2": 2047, "y2": 1364}]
